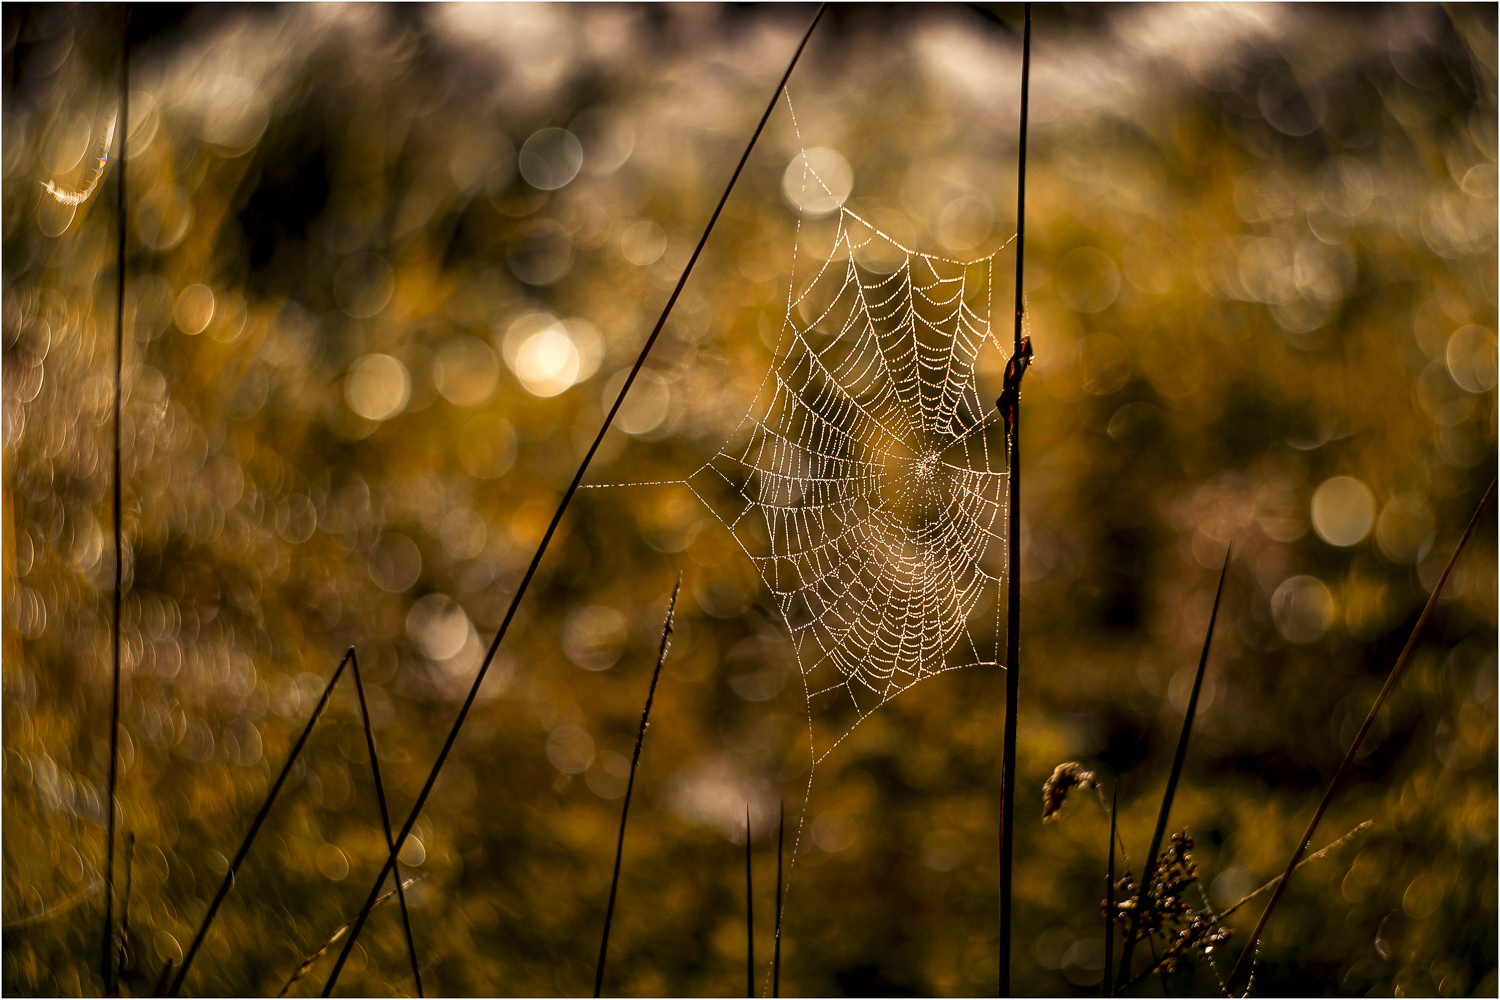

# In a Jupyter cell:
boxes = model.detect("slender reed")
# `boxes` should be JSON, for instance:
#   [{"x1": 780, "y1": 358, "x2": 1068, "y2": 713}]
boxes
[
  {"x1": 103, "y1": 12, "x2": 130, "y2": 995},
  {"x1": 595, "y1": 576, "x2": 680, "y2": 998},
  {"x1": 320, "y1": 11, "x2": 827, "y2": 993},
  {"x1": 152, "y1": 960, "x2": 172, "y2": 998},
  {"x1": 1225, "y1": 481, "x2": 1495, "y2": 994},
  {"x1": 1121, "y1": 820, "x2": 1372, "y2": 993},
  {"x1": 1114, "y1": 549, "x2": 1229, "y2": 993},
  {"x1": 746, "y1": 806, "x2": 755, "y2": 998},
  {"x1": 1104, "y1": 786, "x2": 1116, "y2": 998},
  {"x1": 170, "y1": 650, "x2": 355, "y2": 996},
  {"x1": 349, "y1": 651, "x2": 423, "y2": 997},
  {"x1": 773, "y1": 799, "x2": 784, "y2": 998},
  {"x1": 997, "y1": 5, "x2": 1032, "y2": 994}
]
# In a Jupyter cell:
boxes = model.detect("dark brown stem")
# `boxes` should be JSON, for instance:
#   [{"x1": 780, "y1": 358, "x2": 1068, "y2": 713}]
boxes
[
  {"x1": 103, "y1": 9, "x2": 130, "y2": 995},
  {"x1": 997, "y1": 5, "x2": 1031, "y2": 996},
  {"x1": 320, "y1": 10, "x2": 827, "y2": 994},
  {"x1": 774, "y1": 799, "x2": 784, "y2": 998},
  {"x1": 1224, "y1": 481, "x2": 1495, "y2": 994},
  {"x1": 594, "y1": 576, "x2": 680, "y2": 998},
  {"x1": 746, "y1": 805, "x2": 754, "y2": 998}
]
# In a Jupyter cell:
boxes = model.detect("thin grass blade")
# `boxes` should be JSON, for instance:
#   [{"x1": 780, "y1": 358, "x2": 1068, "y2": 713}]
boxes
[
  {"x1": 350, "y1": 650, "x2": 423, "y2": 997},
  {"x1": 746, "y1": 804, "x2": 754, "y2": 998},
  {"x1": 170, "y1": 649, "x2": 354, "y2": 996},
  {"x1": 774, "y1": 798, "x2": 784, "y2": 998},
  {"x1": 997, "y1": 5, "x2": 1032, "y2": 995},
  {"x1": 103, "y1": 15, "x2": 130, "y2": 995},
  {"x1": 595, "y1": 576, "x2": 680, "y2": 997},
  {"x1": 1115, "y1": 547, "x2": 1229, "y2": 992},
  {"x1": 1225, "y1": 482, "x2": 1494, "y2": 993},
  {"x1": 320, "y1": 13, "x2": 827, "y2": 992}
]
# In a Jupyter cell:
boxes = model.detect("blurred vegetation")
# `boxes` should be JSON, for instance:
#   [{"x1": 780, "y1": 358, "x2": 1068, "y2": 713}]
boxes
[{"x1": 2, "y1": 4, "x2": 1496, "y2": 997}]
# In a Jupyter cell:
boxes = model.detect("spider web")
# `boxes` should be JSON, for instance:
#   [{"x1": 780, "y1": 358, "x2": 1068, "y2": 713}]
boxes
[
  {"x1": 689, "y1": 204, "x2": 1011, "y2": 762},
  {"x1": 590, "y1": 133, "x2": 1016, "y2": 762}
]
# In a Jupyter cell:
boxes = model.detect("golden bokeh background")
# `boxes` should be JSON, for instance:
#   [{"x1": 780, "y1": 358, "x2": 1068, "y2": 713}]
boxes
[{"x1": 3, "y1": 4, "x2": 1496, "y2": 996}]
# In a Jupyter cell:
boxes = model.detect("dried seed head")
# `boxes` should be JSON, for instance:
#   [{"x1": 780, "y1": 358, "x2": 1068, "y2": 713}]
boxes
[{"x1": 1041, "y1": 762, "x2": 1098, "y2": 822}]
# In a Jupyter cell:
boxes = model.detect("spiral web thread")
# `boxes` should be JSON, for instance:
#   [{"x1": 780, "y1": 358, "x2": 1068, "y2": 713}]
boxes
[{"x1": 592, "y1": 114, "x2": 1016, "y2": 763}]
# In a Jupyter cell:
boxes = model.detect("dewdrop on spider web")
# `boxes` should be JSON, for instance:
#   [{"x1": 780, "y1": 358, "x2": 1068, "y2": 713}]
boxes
[{"x1": 41, "y1": 114, "x2": 117, "y2": 207}]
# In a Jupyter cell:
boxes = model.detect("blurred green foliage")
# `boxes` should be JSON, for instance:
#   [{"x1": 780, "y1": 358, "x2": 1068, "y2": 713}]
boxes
[{"x1": 2, "y1": 4, "x2": 1496, "y2": 997}]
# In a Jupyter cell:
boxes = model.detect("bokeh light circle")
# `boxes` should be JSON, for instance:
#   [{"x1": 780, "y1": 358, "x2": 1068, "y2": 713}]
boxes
[
  {"x1": 368, "y1": 533, "x2": 422, "y2": 593},
  {"x1": 518, "y1": 128, "x2": 583, "y2": 190},
  {"x1": 783, "y1": 147, "x2": 853, "y2": 216},
  {"x1": 1271, "y1": 575, "x2": 1334, "y2": 643},
  {"x1": 1311, "y1": 476, "x2": 1375, "y2": 546},
  {"x1": 344, "y1": 353, "x2": 411, "y2": 421},
  {"x1": 407, "y1": 594, "x2": 472, "y2": 661},
  {"x1": 621, "y1": 220, "x2": 667, "y2": 266},
  {"x1": 1375, "y1": 493, "x2": 1435, "y2": 564},
  {"x1": 514, "y1": 327, "x2": 581, "y2": 397},
  {"x1": 547, "y1": 724, "x2": 596, "y2": 773},
  {"x1": 335, "y1": 254, "x2": 395, "y2": 318},
  {"x1": 1446, "y1": 325, "x2": 1497, "y2": 393},
  {"x1": 174, "y1": 284, "x2": 215, "y2": 335},
  {"x1": 561, "y1": 605, "x2": 628, "y2": 671},
  {"x1": 434, "y1": 337, "x2": 501, "y2": 407}
]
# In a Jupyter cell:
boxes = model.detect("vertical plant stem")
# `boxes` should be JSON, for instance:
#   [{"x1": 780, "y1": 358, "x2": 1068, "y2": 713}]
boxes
[
  {"x1": 103, "y1": 12, "x2": 129, "y2": 995},
  {"x1": 1225, "y1": 481, "x2": 1495, "y2": 994},
  {"x1": 321, "y1": 12, "x2": 826, "y2": 994},
  {"x1": 746, "y1": 805, "x2": 754, "y2": 999},
  {"x1": 1104, "y1": 786, "x2": 1116, "y2": 997},
  {"x1": 349, "y1": 651, "x2": 423, "y2": 998},
  {"x1": 997, "y1": 4, "x2": 1031, "y2": 996},
  {"x1": 170, "y1": 650, "x2": 354, "y2": 996},
  {"x1": 773, "y1": 798, "x2": 784, "y2": 999},
  {"x1": 1115, "y1": 549, "x2": 1229, "y2": 993},
  {"x1": 594, "y1": 576, "x2": 679, "y2": 998}
]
